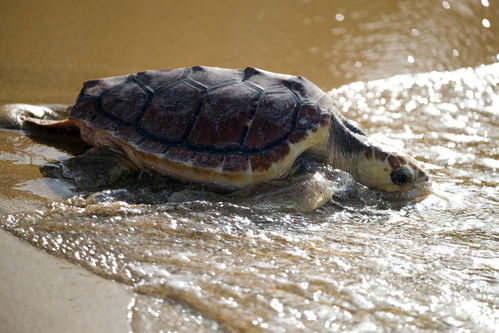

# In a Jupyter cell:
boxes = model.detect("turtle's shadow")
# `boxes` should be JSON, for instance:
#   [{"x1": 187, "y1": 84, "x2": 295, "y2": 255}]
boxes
[
  {"x1": 23, "y1": 123, "x2": 90, "y2": 156},
  {"x1": 39, "y1": 151, "x2": 190, "y2": 203},
  {"x1": 21, "y1": 124, "x2": 183, "y2": 200}
]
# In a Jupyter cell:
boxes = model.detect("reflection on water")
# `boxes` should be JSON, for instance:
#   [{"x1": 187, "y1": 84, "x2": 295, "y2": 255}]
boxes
[
  {"x1": 2, "y1": 63, "x2": 498, "y2": 332},
  {"x1": 1, "y1": 0, "x2": 499, "y2": 331}
]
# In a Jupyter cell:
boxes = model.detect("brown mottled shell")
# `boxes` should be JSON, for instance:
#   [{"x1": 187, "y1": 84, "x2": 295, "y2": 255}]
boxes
[{"x1": 70, "y1": 66, "x2": 332, "y2": 188}]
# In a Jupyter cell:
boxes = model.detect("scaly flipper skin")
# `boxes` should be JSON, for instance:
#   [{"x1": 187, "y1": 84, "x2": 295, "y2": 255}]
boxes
[
  {"x1": 0, "y1": 103, "x2": 71, "y2": 128},
  {"x1": 57, "y1": 147, "x2": 138, "y2": 190},
  {"x1": 162, "y1": 171, "x2": 333, "y2": 213},
  {"x1": 231, "y1": 172, "x2": 334, "y2": 212}
]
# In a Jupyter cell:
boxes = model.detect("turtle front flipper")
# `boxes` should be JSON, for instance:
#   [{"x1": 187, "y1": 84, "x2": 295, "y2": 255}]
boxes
[
  {"x1": 232, "y1": 172, "x2": 334, "y2": 212},
  {"x1": 0, "y1": 103, "x2": 74, "y2": 129}
]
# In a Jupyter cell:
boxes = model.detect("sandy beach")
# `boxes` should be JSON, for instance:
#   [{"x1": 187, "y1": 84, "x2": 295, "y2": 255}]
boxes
[{"x1": 0, "y1": 230, "x2": 132, "y2": 333}]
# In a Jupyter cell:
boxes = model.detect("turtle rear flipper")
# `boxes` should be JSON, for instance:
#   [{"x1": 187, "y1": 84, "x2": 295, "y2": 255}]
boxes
[
  {"x1": 0, "y1": 103, "x2": 74, "y2": 129},
  {"x1": 41, "y1": 146, "x2": 139, "y2": 191}
]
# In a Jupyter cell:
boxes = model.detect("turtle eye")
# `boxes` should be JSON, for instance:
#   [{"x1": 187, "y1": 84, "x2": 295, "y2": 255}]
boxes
[{"x1": 390, "y1": 167, "x2": 414, "y2": 185}]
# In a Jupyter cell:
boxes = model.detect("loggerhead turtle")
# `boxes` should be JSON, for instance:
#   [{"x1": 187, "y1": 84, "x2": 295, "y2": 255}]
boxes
[{"x1": 5, "y1": 66, "x2": 430, "y2": 209}]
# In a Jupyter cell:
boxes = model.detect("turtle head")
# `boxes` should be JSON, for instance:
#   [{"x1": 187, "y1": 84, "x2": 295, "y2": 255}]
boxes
[
  {"x1": 327, "y1": 114, "x2": 431, "y2": 198},
  {"x1": 354, "y1": 144, "x2": 431, "y2": 198}
]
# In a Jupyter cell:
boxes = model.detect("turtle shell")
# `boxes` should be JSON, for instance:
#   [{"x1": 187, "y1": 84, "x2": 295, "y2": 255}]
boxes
[{"x1": 70, "y1": 66, "x2": 332, "y2": 188}]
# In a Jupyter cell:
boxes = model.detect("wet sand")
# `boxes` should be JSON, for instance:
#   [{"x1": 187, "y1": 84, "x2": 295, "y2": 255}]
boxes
[{"x1": 0, "y1": 230, "x2": 132, "y2": 333}]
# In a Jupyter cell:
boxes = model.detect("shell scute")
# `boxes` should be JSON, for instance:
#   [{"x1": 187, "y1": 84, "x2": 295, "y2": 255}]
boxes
[
  {"x1": 165, "y1": 146, "x2": 194, "y2": 163},
  {"x1": 116, "y1": 126, "x2": 143, "y2": 145},
  {"x1": 189, "y1": 66, "x2": 243, "y2": 88},
  {"x1": 280, "y1": 77, "x2": 324, "y2": 103},
  {"x1": 134, "y1": 68, "x2": 186, "y2": 90},
  {"x1": 83, "y1": 75, "x2": 128, "y2": 97},
  {"x1": 243, "y1": 69, "x2": 324, "y2": 103},
  {"x1": 288, "y1": 129, "x2": 308, "y2": 144},
  {"x1": 244, "y1": 69, "x2": 292, "y2": 90},
  {"x1": 242, "y1": 67, "x2": 261, "y2": 81},
  {"x1": 250, "y1": 153, "x2": 273, "y2": 172},
  {"x1": 139, "y1": 82, "x2": 204, "y2": 142},
  {"x1": 223, "y1": 154, "x2": 249, "y2": 172},
  {"x1": 193, "y1": 152, "x2": 224, "y2": 169},
  {"x1": 70, "y1": 98, "x2": 100, "y2": 122},
  {"x1": 101, "y1": 82, "x2": 150, "y2": 123},
  {"x1": 140, "y1": 139, "x2": 168, "y2": 153},
  {"x1": 187, "y1": 83, "x2": 259, "y2": 150},
  {"x1": 87, "y1": 113, "x2": 122, "y2": 133},
  {"x1": 266, "y1": 142, "x2": 291, "y2": 165},
  {"x1": 296, "y1": 105, "x2": 320, "y2": 129},
  {"x1": 250, "y1": 143, "x2": 291, "y2": 172},
  {"x1": 243, "y1": 92, "x2": 297, "y2": 150}
]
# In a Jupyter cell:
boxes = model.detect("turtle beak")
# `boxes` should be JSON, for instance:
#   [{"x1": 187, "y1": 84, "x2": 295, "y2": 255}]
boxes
[{"x1": 401, "y1": 174, "x2": 432, "y2": 200}]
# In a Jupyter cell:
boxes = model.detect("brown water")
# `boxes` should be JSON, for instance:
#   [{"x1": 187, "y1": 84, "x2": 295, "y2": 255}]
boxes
[{"x1": 1, "y1": 0, "x2": 498, "y2": 332}]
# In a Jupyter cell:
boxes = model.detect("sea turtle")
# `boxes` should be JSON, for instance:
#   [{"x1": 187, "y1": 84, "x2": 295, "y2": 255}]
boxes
[{"x1": 4, "y1": 66, "x2": 430, "y2": 210}]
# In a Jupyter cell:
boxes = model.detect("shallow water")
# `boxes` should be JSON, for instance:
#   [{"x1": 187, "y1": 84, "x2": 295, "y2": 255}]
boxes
[
  {"x1": 2, "y1": 63, "x2": 498, "y2": 332},
  {"x1": 1, "y1": 0, "x2": 498, "y2": 332}
]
